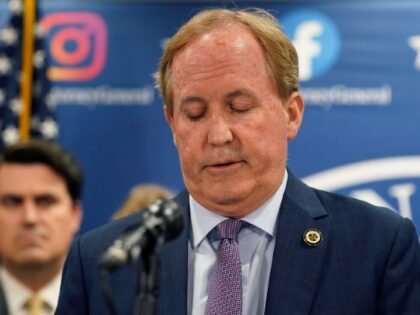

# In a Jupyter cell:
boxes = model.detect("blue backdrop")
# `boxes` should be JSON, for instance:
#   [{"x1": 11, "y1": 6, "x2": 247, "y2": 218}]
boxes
[{"x1": 1, "y1": 1, "x2": 418, "y2": 236}]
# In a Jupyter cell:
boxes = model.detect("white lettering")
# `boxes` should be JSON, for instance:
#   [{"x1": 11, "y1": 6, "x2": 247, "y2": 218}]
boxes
[
  {"x1": 408, "y1": 35, "x2": 420, "y2": 70},
  {"x1": 348, "y1": 183, "x2": 416, "y2": 219},
  {"x1": 301, "y1": 84, "x2": 392, "y2": 107},
  {"x1": 349, "y1": 189, "x2": 394, "y2": 210},
  {"x1": 388, "y1": 183, "x2": 415, "y2": 219},
  {"x1": 50, "y1": 85, "x2": 155, "y2": 107}
]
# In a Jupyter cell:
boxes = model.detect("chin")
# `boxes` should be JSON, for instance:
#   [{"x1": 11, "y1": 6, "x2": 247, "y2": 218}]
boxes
[
  {"x1": 207, "y1": 188, "x2": 251, "y2": 210},
  {"x1": 17, "y1": 252, "x2": 50, "y2": 266}
]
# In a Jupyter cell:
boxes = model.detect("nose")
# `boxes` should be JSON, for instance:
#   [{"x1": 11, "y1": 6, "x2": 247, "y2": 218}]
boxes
[
  {"x1": 207, "y1": 115, "x2": 233, "y2": 146},
  {"x1": 21, "y1": 201, "x2": 39, "y2": 225}
]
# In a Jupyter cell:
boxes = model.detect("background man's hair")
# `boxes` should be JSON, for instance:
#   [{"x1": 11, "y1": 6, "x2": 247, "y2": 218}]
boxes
[
  {"x1": 0, "y1": 140, "x2": 83, "y2": 201},
  {"x1": 111, "y1": 184, "x2": 174, "y2": 220}
]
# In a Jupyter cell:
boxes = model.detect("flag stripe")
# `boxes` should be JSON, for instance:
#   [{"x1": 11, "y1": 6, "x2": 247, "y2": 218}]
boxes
[{"x1": 0, "y1": 0, "x2": 58, "y2": 150}]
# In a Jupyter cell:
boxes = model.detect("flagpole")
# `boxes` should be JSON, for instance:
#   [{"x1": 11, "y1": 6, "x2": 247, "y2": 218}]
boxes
[{"x1": 19, "y1": 0, "x2": 36, "y2": 141}]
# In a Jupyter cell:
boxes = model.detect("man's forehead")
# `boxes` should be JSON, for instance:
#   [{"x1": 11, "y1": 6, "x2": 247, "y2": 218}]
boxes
[
  {"x1": 0, "y1": 163, "x2": 65, "y2": 187},
  {"x1": 171, "y1": 25, "x2": 267, "y2": 87},
  {"x1": 197, "y1": 22, "x2": 252, "y2": 45},
  {"x1": 176, "y1": 23, "x2": 258, "y2": 58},
  {"x1": 0, "y1": 162, "x2": 53, "y2": 175}
]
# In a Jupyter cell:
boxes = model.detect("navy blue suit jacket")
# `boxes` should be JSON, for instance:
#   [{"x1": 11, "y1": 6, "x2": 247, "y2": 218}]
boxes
[
  {"x1": 0, "y1": 279, "x2": 8, "y2": 315},
  {"x1": 56, "y1": 172, "x2": 420, "y2": 315}
]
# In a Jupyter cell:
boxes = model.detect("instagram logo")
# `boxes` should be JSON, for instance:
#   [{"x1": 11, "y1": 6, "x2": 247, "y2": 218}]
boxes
[{"x1": 41, "y1": 12, "x2": 107, "y2": 81}]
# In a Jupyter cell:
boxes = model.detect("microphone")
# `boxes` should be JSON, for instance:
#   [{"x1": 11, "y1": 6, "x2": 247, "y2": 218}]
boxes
[{"x1": 98, "y1": 199, "x2": 183, "y2": 268}]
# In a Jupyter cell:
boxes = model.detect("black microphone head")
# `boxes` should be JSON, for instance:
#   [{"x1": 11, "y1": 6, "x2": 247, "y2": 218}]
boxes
[
  {"x1": 142, "y1": 198, "x2": 184, "y2": 243},
  {"x1": 99, "y1": 199, "x2": 184, "y2": 269}
]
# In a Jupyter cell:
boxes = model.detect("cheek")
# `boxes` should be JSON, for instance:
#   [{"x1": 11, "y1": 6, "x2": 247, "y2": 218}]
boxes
[
  {"x1": 264, "y1": 107, "x2": 289, "y2": 139},
  {"x1": 175, "y1": 135, "x2": 192, "y2": 158},
  {"x1": 174, "y1": 125, "x2": 202, "y2": 158},
  {"x1": 245, "y1": 108, "x2": 287, "y2": 138},
  {"x1": 174, "y1": 128, "x2": 206, "y2": 180},
  {"x1": 244, "y1": 114, "x2": 288, "y2": 159},
  {"x1": 47, "y1": 220, "x2": 74, "y2": 248},
  {"x1": 0, "y1": 219, "x2": 18, "y2": 251},
  {"x1": 0, "y1": 216, "x2": 17, "y2": 234},
  {"x1": 46, "y1": 209, "x2": 77, "y2": 232},
  {"x1": 177, "y1": 141, "x2": 198, "y2": 175}
]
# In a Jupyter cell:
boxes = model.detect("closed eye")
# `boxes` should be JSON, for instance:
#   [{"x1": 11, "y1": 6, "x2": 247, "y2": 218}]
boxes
[
  {"x1": 230, "y1": 103, "x2": 252, "y2": 113},
  {"x1": 225, "y1": 89, "x2": 256, "y2": 113},
  {"x1": 180, "y1": 97, "x2": 208, "y2": 121}
]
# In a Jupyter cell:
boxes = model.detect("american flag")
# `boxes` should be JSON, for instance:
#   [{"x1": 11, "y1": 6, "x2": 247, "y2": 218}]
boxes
[{"x1": 0, "y1": 0, "x2": 58, "y2": 151}]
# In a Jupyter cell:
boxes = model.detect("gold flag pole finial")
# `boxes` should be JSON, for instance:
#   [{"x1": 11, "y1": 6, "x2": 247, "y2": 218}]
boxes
[{"x1": 19, "y1": 0, "x2": 36, "y2": 141}]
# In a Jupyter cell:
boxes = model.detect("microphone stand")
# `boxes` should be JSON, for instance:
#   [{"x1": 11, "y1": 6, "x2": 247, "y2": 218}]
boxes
[
  {"x1": 133, "y1": 251, "x2": 160, "y2": 315},
  {"x1": 98, "y1": 199, "x2": 183, "y2": 315}
]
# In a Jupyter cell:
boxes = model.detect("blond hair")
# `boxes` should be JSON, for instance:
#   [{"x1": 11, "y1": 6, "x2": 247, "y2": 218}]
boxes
[
  {"x1": 111, "y1": 184, "x2": 174, "y2": 220},
  {"x1": 154, "y1": 8, "x2": 299, "y2": 115}
]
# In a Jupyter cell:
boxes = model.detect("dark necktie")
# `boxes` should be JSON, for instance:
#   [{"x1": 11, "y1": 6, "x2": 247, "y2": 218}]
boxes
[{"x1": 206, "y1": 219, "x2": 243, "y2": 315}]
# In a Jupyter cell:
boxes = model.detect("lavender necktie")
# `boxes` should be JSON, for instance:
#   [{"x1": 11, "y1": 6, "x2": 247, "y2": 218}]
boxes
[{"x1": 206, "y1": 219, "x2": 243, "y2": 315}]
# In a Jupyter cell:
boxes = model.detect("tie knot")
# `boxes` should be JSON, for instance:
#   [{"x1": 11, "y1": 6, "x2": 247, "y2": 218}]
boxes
[
  {"x1": 25, "y1": 294, "x2": 44, "y2": 315},
  {"x1": 217, "y1": 219, "x2": 242, "y2": 241}
]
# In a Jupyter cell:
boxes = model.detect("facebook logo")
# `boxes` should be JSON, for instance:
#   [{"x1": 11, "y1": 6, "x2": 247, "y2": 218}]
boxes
[
  {"x1": 408, "y1": 35, "x2": 420, "y2": 70},
  {"x1": 281, "y1": 10, "x2": 341, "y2": 81}
]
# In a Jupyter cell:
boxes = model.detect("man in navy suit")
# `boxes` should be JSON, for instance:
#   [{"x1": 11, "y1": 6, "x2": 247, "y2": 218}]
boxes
[
  {"x1": 56, "y1": 8, "x2": 420, "y2": 315},
  {"x1": 0, "y1": 140, "x2": 83, "y2": 315}
]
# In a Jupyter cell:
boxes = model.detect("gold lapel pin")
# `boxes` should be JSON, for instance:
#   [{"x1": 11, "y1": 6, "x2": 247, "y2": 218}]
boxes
[{"x1": 303, "y1": 229, "x2": 323, "y2": 246}]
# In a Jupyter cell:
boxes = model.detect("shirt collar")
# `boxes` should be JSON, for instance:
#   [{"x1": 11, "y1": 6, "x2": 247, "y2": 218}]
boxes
[
  {"x1": 40, "y1": 271, "x2": 62, "y2": 311},
  {"x1": 190, "y1": 170, "x2": 288, "y2": 248},
  {"x1": 0, "y1": 266, "x2": 62, "y2": 313}
]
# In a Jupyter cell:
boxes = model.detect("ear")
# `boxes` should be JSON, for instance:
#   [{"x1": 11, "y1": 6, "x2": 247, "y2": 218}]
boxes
[
  {"x1": 163, "y1": 105, "x2": 177, "y2": 146},
  {"x1": 164, "y1": 105, "x2": 174, "y2": 130},
  {"x1": 70, "y1": 201, "x2": 83, "y2": 234},
  {"x1": 285, "y1": 92, "x2": 304, "y2": 140}
]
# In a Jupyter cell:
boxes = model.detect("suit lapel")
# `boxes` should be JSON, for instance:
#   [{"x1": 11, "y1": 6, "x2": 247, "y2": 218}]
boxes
[
  {"x1": 0, "y1": 278, "x2": 9, "y2": 315},
  {"x1": 122, "y1": 174, "x2": 329, "y2": 314},
  {"x1": 157, "y1": 191, "x2": 189, "y2": 315},
  {"x1": 109, "y1": 191, "x2": 190, "y2": 315},
  {"x1": 265, "y1": 172, "x2": 331, "y2": 315}
]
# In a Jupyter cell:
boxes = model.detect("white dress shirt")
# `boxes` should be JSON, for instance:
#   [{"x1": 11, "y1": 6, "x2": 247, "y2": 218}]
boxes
[
  {"x1": 188, "y1": 171, "x2": 288, "y2": 315},
  {"x1": 0, "y1": 267, "x2": 61, "y2": 315}
]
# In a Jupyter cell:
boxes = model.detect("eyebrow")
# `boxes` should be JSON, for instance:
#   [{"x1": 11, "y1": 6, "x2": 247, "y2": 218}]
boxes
[
  {"x1": 0, "y1": 193, "x2": 22, "y2": 199},
  {"x1": 0, "y1": 194, "x2": 23, "y2": 203},
  {"x1": 178, "y1": 88, "x2": 256, "y2": 109},
  {"x1": 225, "y1": 88, "x2": 256, "y2": 101},
  {"x1": 179, "y1": 96, "x2": 207, "y2": 109}
]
